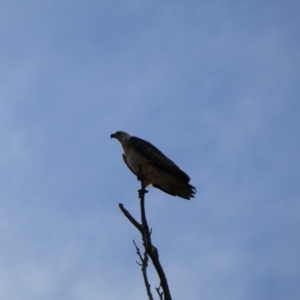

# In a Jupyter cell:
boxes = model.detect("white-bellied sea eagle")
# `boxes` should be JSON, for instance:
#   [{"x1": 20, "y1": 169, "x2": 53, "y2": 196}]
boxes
[{"x1": 110, "y1": 131, "x2": 196, "y2": 200}]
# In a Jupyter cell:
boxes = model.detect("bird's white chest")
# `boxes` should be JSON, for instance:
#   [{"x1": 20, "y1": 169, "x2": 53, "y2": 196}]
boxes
[
  {"x1": 123, "y1": 144, "x2": 148, "y2": 173},
  {"x1": 126, "y1": 150, "x2": 144, "y2": 172}
]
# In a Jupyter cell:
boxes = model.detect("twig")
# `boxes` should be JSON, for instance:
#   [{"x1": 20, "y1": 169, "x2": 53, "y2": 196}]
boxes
[
  {"x1": 133, "y1": 240, "x2": 154, "y2": 300},
  {"x1": 118, "y1": 203, "x2": 143, "y2": 235},
  {"x1": 156, "y1": 286, "x2": 164, "y2": 300}
]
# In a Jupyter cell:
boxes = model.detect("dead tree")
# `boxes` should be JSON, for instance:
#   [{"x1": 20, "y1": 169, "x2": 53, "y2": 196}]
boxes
[{"x1": 119, "y1": 165, "x2": 172, "y2": 300}]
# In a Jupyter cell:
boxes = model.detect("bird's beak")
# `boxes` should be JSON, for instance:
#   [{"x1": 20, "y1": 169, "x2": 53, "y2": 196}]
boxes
[{"x1": 110, "y1": 133, "x2": 116, "y2": 139}]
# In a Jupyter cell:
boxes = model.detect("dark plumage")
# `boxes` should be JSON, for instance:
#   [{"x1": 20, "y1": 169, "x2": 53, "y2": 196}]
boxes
[{"x1": 111, "y1": 131, "x2": 196, "y2": 200}]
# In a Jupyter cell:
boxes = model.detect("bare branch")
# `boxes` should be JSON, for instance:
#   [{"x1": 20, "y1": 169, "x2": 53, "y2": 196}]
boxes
[
  {"x1": 119, "y1": 165, "x2": 172, "y2": 300},
  {"x1": 133, "y1": 240, "x2": 154, "y2": 300},
  {"x1": 137, "y1": 166, "x2": 172, "y2": 300},
  {"x1": 118, "y1": 203, "x2": 143, "y2": 235},
  {"x1": 156, "y1": 286, "x2": 164, "y2": 300}
]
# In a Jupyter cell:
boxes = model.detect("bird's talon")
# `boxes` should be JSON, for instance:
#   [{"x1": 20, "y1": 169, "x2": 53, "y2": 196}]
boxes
[{"x1": 138, "y1": 189, "x2": 148, "y2": 198}]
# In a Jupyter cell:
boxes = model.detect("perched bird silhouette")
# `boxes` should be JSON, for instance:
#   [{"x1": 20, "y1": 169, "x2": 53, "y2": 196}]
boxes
[{"x1": 110, "y1": 131, "x2": 196, "y2": 200}]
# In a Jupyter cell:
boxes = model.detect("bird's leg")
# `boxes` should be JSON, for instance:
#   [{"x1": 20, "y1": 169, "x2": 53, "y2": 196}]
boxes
[
  {"x1": 137, "y1": 171, "x2": 152, "y2": 182},
  {"x1": 137, "y1": 165, "x2": 151, "y2": 198},
  {"x1": 138, "y1": 175, "x2": 149, "y2": 198}
]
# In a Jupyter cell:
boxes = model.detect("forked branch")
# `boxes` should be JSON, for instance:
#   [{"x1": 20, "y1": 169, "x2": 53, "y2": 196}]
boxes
[{"x1": 119, "y1": 165, "x2": 172, "y2": 300}]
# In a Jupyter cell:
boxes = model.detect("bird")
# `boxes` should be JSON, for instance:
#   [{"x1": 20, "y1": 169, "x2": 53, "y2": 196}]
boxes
[{"x1": 110, "y1": 131, "x2": 196, "y2": 200}]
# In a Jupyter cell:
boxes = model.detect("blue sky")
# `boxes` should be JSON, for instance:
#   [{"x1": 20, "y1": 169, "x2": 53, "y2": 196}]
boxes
[{"x1": 1, "y1": 1, "x2": 299, "y2": 299}]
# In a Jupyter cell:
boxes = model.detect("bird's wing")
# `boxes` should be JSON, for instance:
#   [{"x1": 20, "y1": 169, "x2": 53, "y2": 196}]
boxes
[{"x1": 129, "y1": 136, "x2": 190, "y2": 182}]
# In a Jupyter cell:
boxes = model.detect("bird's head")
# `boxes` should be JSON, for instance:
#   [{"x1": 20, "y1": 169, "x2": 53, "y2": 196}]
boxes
[{"x1": 110, "y1": 131, "x2": 131, "y2": 143}]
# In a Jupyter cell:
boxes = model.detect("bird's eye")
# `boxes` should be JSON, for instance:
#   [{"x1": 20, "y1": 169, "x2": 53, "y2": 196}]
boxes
[{"x1": 115, "y1": 131, "x2": 121, "y2": 135}]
